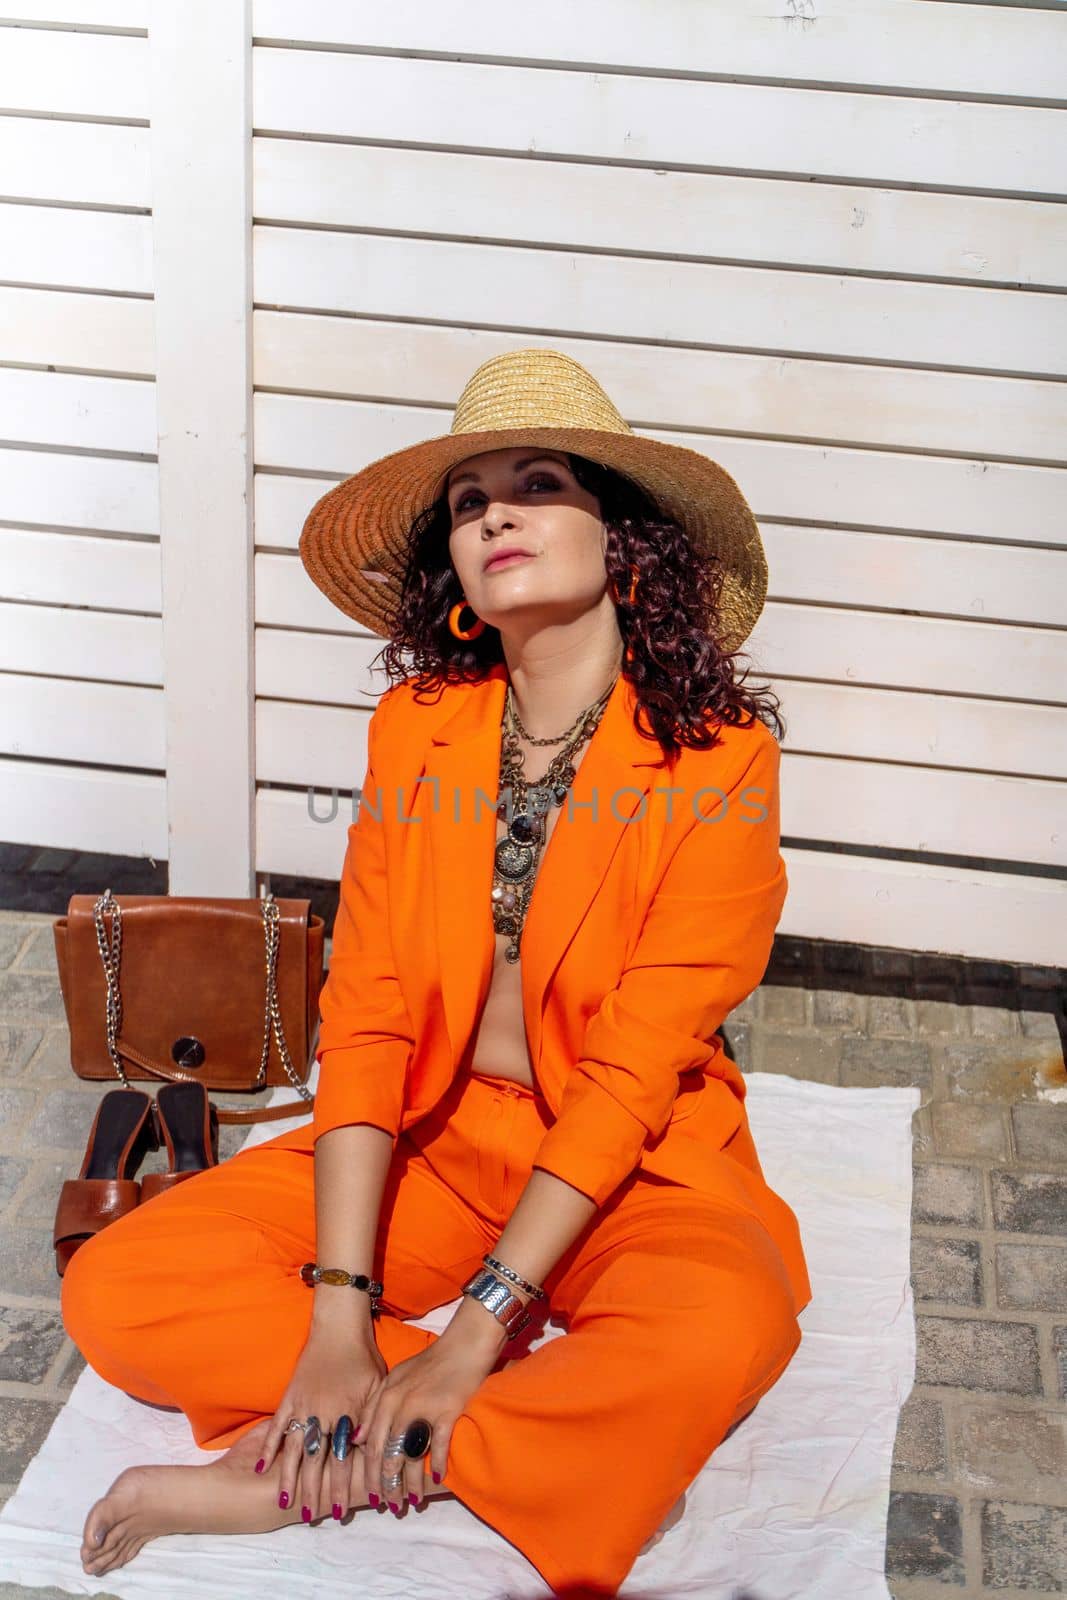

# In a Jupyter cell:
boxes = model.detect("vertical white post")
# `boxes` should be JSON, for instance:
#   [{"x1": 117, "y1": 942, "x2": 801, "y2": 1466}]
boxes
[{"x1": 148, "y1": 0, "x2": 256, "y2": 895}]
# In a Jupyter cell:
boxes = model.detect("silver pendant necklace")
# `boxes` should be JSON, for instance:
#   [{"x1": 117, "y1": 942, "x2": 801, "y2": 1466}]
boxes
[{"x1": 491, "y1": 676, "x2": 618, "y2": 964}]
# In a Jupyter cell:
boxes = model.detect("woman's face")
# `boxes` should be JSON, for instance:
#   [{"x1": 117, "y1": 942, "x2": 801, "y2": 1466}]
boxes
[{"x1": 444, "y1": 447, "x2": 608, "y2": 633}]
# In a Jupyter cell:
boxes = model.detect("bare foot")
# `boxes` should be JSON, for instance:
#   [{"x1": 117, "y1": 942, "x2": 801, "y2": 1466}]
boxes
[
  {"x1": 80, "y1": 1418, "x2": 319, "y2": 1577},
  {"x1": 639, "y1": 1490, "x2": 686, "y2": 1555}
]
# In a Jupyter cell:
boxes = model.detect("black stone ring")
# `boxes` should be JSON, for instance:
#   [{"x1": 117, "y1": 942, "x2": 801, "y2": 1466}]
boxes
[
  {"x1": 332, "y1": 1414, "x2": 354, "y2": 1462},
  {"x1": 401, "y1": 1417, "x2": 433, "y2": 1460}
]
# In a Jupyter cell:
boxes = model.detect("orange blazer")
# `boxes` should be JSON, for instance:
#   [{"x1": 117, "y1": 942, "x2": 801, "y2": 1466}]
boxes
[{"x1": 305, "y1": 659, "x2": 809, "y2": 1314}]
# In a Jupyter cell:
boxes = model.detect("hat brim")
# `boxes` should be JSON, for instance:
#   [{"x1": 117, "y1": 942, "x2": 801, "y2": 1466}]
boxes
[{"x1": 298, "y1": 425, "x2": 767, "y2": 653}]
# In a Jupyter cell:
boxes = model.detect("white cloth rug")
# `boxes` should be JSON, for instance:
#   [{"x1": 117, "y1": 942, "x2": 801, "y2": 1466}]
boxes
[{"x1": 0, "y1": 1072, "x2": 919, "y2": 1600}]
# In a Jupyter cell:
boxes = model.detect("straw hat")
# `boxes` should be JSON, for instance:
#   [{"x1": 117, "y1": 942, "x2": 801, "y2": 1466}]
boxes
[{"x1": 299, "y1": 347, "x2": 767, "y2": 653}]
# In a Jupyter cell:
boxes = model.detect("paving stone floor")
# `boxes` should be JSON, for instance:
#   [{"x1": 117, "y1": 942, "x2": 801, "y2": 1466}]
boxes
[{"x1": 0, "y1": 895, "x2": 1064, "y2": 1597}]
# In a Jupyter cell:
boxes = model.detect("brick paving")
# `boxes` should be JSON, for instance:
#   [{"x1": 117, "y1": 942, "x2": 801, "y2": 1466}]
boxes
[{"x1": 0, "y1": 845, "x2": 1064, "y2": 1597}]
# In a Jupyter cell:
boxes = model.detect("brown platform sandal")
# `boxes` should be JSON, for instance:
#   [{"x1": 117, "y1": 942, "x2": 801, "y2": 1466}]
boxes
[
  {"x1": 53, "y1": 1088, "x2": 158, "y2": 1277},
  {"x1": 141, "y1": 1081, "x2": 219, "y2": 1202}
]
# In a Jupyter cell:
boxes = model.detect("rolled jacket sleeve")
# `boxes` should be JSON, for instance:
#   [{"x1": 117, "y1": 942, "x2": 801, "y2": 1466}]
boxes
[
  {"x1": 530, "y1": 724, "x2": 789, "y2": 1206},
  {"x1": 312, "y1": 695, "x2": 415, "y2": 1144}
]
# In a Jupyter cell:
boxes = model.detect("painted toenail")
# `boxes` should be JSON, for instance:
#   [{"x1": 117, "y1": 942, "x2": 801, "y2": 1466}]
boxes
[
  {"x1": 278, "y1": 1490, "x2": 289, "y2": 1509},
  {"x1": 332, "y1": 1503, "x2": 343, "y2": 1520},
  {"x1": 254, "y1": 1458, "x2": 265, "y2": 1473},
  {"x1": 301, "y1": 1505, "x2": 312, "y2": 1523}
]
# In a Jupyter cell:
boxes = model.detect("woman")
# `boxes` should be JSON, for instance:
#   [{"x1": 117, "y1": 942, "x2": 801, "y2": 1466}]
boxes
[{"x1": 61, "y1": 348, "x2": 811, "y2": 1598}]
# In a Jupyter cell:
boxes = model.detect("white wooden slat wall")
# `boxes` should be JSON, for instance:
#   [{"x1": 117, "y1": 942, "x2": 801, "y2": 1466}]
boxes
[
  {"x1": 248, "y1": 2, "x2": 1067, "y2": 966},
  {"x1": 0, "y1": 8, "x2": 163, "y2": 858},
  {"x1": 1, "y1": 4, "x2": 1063, "y2": 966}
]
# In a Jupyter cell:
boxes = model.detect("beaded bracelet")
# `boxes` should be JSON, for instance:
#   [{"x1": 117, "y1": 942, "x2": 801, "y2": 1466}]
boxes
[
  {"x1": 299, "y1": 1262, "x2": 383, "y2": 1316},
  {"x1": 482, "y1": 1253, "x2": 545, "y2": 1301}
]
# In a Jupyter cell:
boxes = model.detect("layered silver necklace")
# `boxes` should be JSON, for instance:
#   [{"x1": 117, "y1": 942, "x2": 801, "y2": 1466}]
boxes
[{"x1": 491, "y1": 675, "x2": 618, "y2": 964}]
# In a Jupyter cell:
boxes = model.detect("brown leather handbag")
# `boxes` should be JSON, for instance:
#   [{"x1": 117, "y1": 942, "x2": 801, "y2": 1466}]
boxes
[{"x1": 53, "y1": 888, "x2": 325, "y2": 1125}]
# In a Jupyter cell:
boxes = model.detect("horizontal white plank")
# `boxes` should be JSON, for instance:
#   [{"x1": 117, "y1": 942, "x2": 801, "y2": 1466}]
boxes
[
  {"x1": 0, "y1": 672, "x2": 164, "y2": 768},
  {"x1": 0, "y1": 26, "x2": 147, "y2": 117},
  {"x1": 0, "y1": 528, "x2": 160, "y2": 610},
  {"x1": 0, "y1": 203, "x2": 152, "y2": 293},
  {"x1": 251, "y1": 400, "x2": 1067, "y2": 547},
  {"x1": 0, "y1": 4, "x2": 147, "y2": 25},
  {"x1": 764, "y1": 524, "x2": 1066, "y2": 629},
  {"x1": 0, "y1": 447, "x2": 158, "y2": 533},
  {"x1": 255, "y1": 309, "x2": 1067, "y2": 464},
  {"x1": 0, "y1": 600, "x2": 161, "y2": 682},
  {"x1": 0, "y1": 115, "x2": 148, "y2": 206},
  {"x1": 751, "y1": 603, "x2": 1066, "y2": 707},
  {"x1": 254, "y1": 227, "x2": 1064, "y2": 383},
  {"x1": 254, "y1": 551, "x2": 366, "y2": 636},
  {"x1": 0, "y1": 369, "x2": 156, "y2": 453},
  {"x1": 777, "y1": 681, "x2": 1067, "y2": 783},
  {"x1": 253, "y1": 737, "x2": 1067, "y2": 964},
  {"x1": 0, "y1": 754, "x2": 166, "y2": 858},
  {"x1": 252, "y1": 0, "x2": 1066, "y2": 101},
  {"x1": 783, "y1": 751, "x2": 1064, "y2": 868},
  {"x1": 254, "y1": 473, "x2": 338, "y2": 551},
  {"x1": 257, "y1": 780, "x2": 353, "y2": 880},
  {"x1": 256, "y1": 697, "x2": 371, "y2": 788},
  {"x1": 253, "y1": 49, "x2": 1067, "y2": 196},
  {"x1": 255, "y1": 624, "x2": 390, "y2": 705},
  {"x1": 253, "y1": 138, "x2": 1067, "y2": 291},
  {"x1": 0, "y1": 286, "x2": 154, "y2": 375},
  {"x1": 779, "y1": 848, "x2": 1066, "y2": 967}
]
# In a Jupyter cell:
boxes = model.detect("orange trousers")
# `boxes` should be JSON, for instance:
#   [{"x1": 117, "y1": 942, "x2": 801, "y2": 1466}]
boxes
[{"x1": 61, "y1": 1067, "x2": 803, "y2": 1597}]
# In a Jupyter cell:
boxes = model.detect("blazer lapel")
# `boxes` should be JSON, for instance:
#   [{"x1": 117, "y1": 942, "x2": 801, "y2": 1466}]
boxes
[{"x1": 422, "y1": 661, "x2": 668, "y2": 1069}]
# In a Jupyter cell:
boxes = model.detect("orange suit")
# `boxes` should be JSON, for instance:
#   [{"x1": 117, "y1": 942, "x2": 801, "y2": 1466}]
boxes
[{"x1": 62, "y1": 662, "x2": 811, "y2": 1598}]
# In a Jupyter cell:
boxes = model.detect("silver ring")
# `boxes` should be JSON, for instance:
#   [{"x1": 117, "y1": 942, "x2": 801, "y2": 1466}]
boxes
[
  {"x1": 304, "y1": 1415, "x2": 324, "y2": 1457},
  {"x1": 383, "y1": 1431, "x2": 408, "y2": 1456},
  {"x1": 285, "y1": 1419, "x2": 308, "y2": 1435}
]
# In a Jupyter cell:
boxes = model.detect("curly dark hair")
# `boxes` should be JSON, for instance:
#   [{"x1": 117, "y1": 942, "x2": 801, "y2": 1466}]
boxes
[{"x1": 376, "y1": 453, "x2": 784, "y2": 762}]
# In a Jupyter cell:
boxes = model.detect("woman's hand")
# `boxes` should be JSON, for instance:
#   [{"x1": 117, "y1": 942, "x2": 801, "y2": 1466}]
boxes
[
  {"x1": 256, "y1": 1313, "x2": 387, "y2": 1521},
  {"x1": 358, "y1": 1300, "x2": 508, "y2": 1508}
]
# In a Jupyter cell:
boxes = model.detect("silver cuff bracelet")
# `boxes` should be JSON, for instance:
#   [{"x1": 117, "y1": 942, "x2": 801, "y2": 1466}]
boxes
[{"x1": 461, "y1": 1267, "x2": 533, "y2": 1339}]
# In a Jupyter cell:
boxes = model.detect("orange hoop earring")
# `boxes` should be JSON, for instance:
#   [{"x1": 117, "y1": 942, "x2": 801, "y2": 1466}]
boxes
[
  {"x1": 610, "y1": 564, "x2": 639, "y2": 607},
  {"x1": 610, "y1": 565, "x2": 640, "y2": 667},
  {"x1": 448, "y1": 600, "x2": 487, "y2": 640}
]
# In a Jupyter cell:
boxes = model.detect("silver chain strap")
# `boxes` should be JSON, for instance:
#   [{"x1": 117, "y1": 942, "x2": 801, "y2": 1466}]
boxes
[{"x1": 92, "y1": 887, "x2": 313, "y2": 1103}]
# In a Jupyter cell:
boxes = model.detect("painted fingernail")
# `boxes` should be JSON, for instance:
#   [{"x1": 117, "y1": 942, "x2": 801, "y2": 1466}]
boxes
[
  {"x1": 278, "y1": 1490, "x2": 289, "y2": 1509},
  {"x1": 367, "y1": 1492, "x2": 379, "y2": 1508},
  {"x1": 409, "y1": 1492, "x2": 420, "y2": 1506},
  {"x1": 254, "y1": 1458, "x2": 265, "y2": 1474},
  {"x1": 388, "y1": 1501, "x2": 400, "y2": 1514},
  {"x1": 353, "y1": 1423, "x2": 363, "y2": 1440},
  {"x1": 432, "y1": 1470, "x2": 442, "y2": 1484},
  {"x1": 332, "y1": 1503, "x2": 343, "y2": 1520},
  {"x1": 301, "y1": 1505, "x2": 312, "y2": 1523}
]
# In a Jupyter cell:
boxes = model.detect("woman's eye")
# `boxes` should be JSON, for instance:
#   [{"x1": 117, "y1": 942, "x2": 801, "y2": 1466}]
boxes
[{"x1": 453, "y1": 473, "x2": 561, "y2": 515}]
